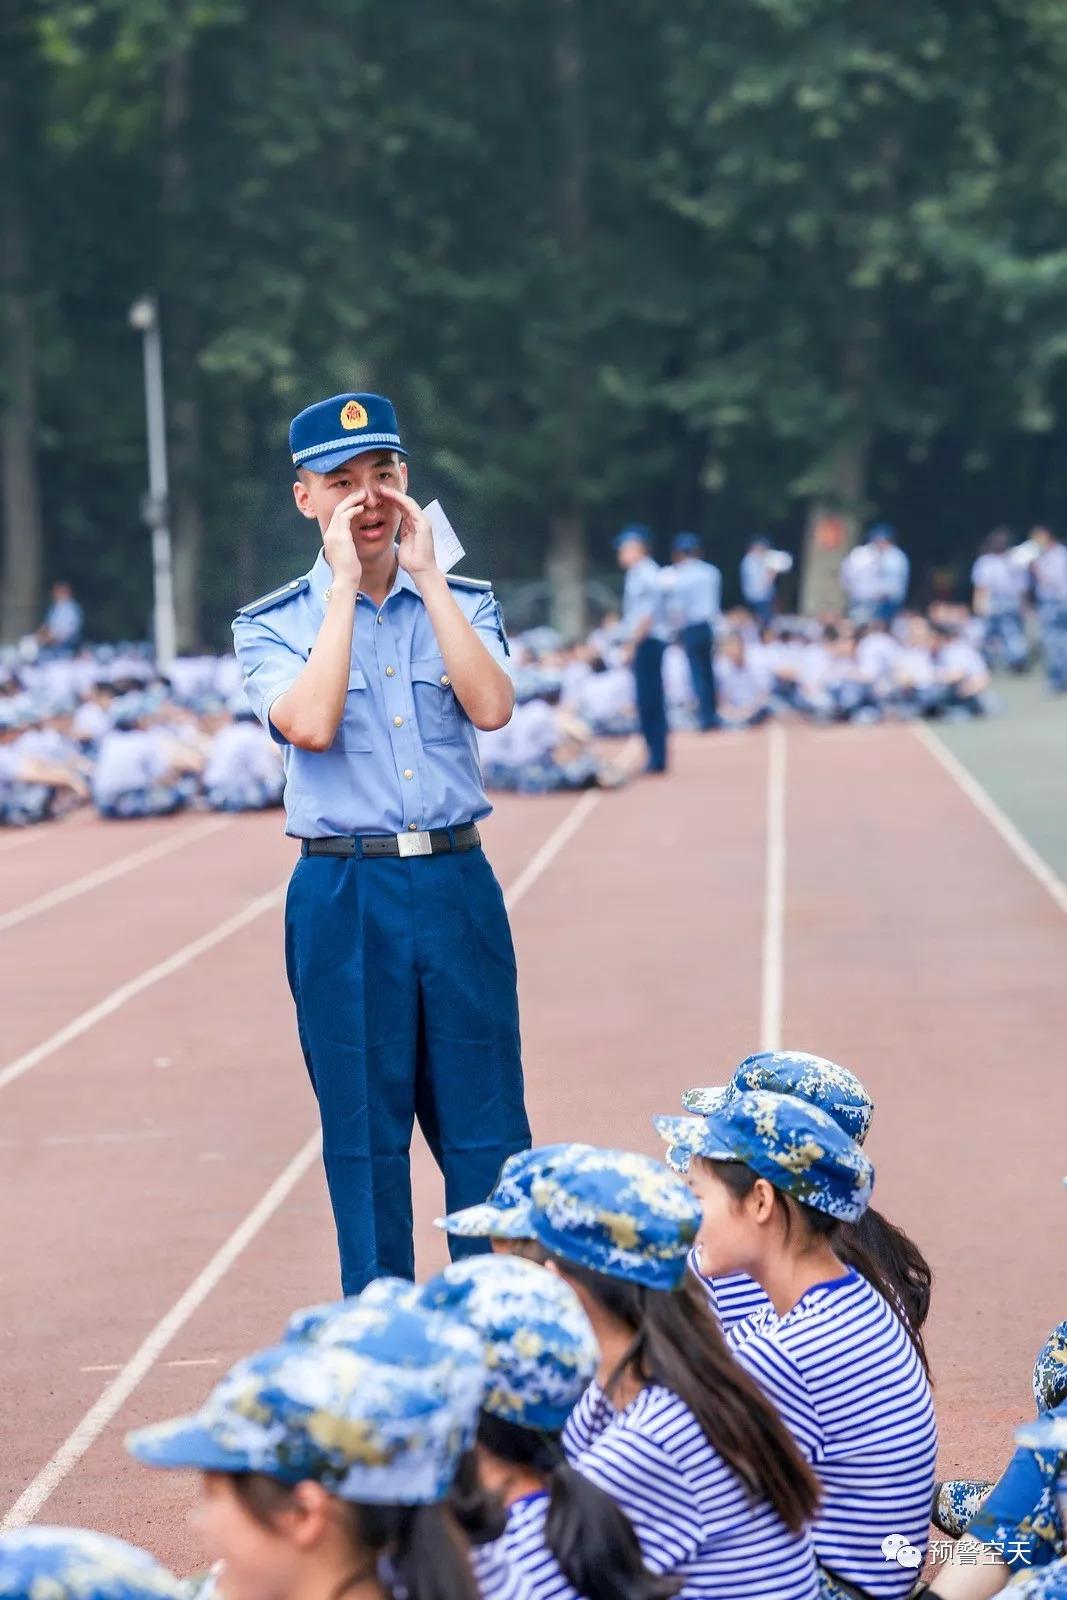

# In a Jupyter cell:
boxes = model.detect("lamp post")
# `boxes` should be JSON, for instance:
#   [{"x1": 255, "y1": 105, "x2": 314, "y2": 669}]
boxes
[{"x1": 128, "y1": 295, "x2": 177, "y2": 670}]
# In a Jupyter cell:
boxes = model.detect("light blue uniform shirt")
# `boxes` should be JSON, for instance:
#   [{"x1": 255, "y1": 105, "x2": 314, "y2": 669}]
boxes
[
  {"x1": 669, "y1": 559, "x2": 722, "y2": 628},
  {"x1": 232, "y1": 551, "x2": 508, "y2": 838},
  {"x1": 45, "y1": 598, "x2": 83, "y2": 644},
  {"x1": 622, "y1": 556, "x2": 671, "y2": 643},
  {"x1": 740, "y1": 551, "x2": 774, "y2": 604}
]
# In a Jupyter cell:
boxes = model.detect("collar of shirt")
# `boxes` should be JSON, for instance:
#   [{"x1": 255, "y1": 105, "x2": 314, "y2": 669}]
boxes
[{"x1": 307, "y1": 548, "x2": 421, "y2": 610}]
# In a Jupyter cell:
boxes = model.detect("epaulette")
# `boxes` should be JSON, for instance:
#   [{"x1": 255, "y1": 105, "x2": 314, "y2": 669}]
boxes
[
  {"x1": 235, "y1": 576, "x2": 310, "y2": 618},
  {"x1": 446, "y1": 573, "x2": 492, "y2": 592}
]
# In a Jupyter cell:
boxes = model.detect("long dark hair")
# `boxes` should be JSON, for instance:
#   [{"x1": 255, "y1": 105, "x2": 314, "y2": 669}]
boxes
[
  {"x1": 705, "y1": 1159, "x2": 931, "y2": 1377},
  {"x1": 552, "y1": 1260, "x2": 820, "y2": 1534},
  {"x1": 476, "y1": 1412, "x2": 678, "y2": 1600},
  {"x1": 226, "y1": 1473, "x2": 480, "y2": 1600}
]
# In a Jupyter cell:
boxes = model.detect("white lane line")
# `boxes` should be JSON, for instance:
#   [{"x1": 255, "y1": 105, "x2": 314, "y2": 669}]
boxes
[
  {"x1": 502, "y1": 791, "x2": 600, "y2": 911},
  {"x1": 1, "y1": 1130, "x2": 323, "y2": 1530},
  {"x1": 759, "y1": 724, "x2": 787, "y2": 1052},
  {"x1": 0, "y1": 798, "x2": 601, "y2": 1527},
  {"x1": 0, "y1": 885, "x2": 287, "y2": 1095},
  {"x1": 0, "y1": 818, "x2": 230, "y2": 936},
  {"x1": 912, "y1": 724, "x2": 1067, "y2": 918},
  {"x1": 166, "y1": 1358, "x2": 219, "y2": 1369}
]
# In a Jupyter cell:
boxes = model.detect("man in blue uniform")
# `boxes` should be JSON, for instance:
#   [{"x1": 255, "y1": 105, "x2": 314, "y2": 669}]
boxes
[
  {"x1": 668, "y1": 531, "x2": 721, "y2": 730},
  {"x1": 233, "y1": 391, "x2": 531, "y2": 1293},
  {"x1": 614, "y1": 524, "x2": 670, "y2": 773}
]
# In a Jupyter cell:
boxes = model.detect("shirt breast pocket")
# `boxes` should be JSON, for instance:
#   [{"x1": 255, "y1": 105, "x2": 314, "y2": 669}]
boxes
[
  {"x1": 411, "y1": 657, "x2": 460, "y2": 745},
  {"x1": 332, "y1": 669, "x2": 373, "y2": 752}
]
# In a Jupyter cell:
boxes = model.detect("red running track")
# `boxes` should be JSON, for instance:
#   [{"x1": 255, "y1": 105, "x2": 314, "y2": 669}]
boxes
[{"x1": 1, "y1": 726, "x2": 1064, "y2": 1568}]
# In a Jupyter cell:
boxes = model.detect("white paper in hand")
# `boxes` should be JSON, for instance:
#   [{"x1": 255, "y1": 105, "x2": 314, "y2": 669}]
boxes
[{"x1": 423, "y1": 499, "x2": 466, "y2": 574}]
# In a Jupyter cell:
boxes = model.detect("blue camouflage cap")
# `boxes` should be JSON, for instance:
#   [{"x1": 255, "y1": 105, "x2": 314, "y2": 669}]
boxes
[
  {"x1": 612, "y1": 523, "x2": 652, "y2": 552},
  {"x1": 435, "y1": 1144, "x2": 579, "y2": 1241},
  {"x1": 420, "y1": 1255, "x2": 598, "y2": 1432},
  {"x1": 1034, "y1": 1321, "x2": 1067, "y2": 1415},
  {"x1": 126, "y1": 1322, "x2": 485, "y2": 1505},
  {"x1": 0, "y1": 1530, "x2": 182, "y2": 1600},
  {"x1": 289, "y1": 392, "x2": 406, "y2": 475},
  {"x1": 1016, "y1": 1399, "x2": 1067, "y2": 1454},
  {"x1": 656, "y1": 1090, "x2": 874, "y2": 1223},
  {"x1": 529, "y1": 1145, "x2": 701, "y2": 1291},
  {"x1": 681, "y1": 1051, "x2": 874, "y2": 1147},
  {"x1": 672, "y1": 532, "x2": 702, "y2": 554}
]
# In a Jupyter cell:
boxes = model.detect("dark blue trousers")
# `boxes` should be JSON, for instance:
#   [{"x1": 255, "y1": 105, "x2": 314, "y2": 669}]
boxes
[
  {"x1": 633, "y1": 637, "x2": 668, "y2": 772},
  {"x1": 284, "y1": 844, "x2": 531, "y2": 1293},
  {"x1": 681, "y1": 622, "x2": 718, "y2": 729}
]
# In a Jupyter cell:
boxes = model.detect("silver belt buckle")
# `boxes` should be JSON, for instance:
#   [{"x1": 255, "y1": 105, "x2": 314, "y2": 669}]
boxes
[{"x1": 397, "y1": 830, "x2": 433, "y2": 858}]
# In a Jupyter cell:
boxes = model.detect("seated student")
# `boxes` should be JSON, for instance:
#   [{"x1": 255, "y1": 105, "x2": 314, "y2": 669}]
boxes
[
  {"x1": 203, "y1": 703, "x2": 285, "y2": 812},
  {"x1": 0, "y1": 705, "x2": 89, "y2": 825},
  {"x1": 665, "y1": 1051, "x2": 932, "y2": 1351},
  {"x1": 931, "y1": 626, "x2": 991, "y2": 717},
  {"x1": 714, "y1": 633, "x2": 775, "y2": 729},
  {"x1": 853, "y1": 622, "x2": 901, "y2": 709},
  {"x1": 92, "y1": 699, "x2": 198, "y2": 819},
  {"x1": 972, "y1": 528, "x2": 1030, "y2": 673},
  {"x1": 0, "y1": 1528, "x2": 183, "y2": 1600},
  {"x1": 422, "y1": 1254, "x2": 678, "y2": 1600},
  {"x1": 528, "y1": 1145, "x2": 822, "y2": 1600},
  {"x1": 479, "y1": 680, "x2": 625, "y2": 794},
  {"x1": 435, "y1": 1143, "x2": 585, "y2": 1263},
  {"x1": 934, "y1": 1318, "x2": 1067, "y2": 1539},
  {"x1": 127, "y1": 1301, "x2": 488, "y2": 1600},
  {"x1": 665, "y1": 1092, "x2": 937, "y2": 1600},
  {"x1": 575, "y1": 656, "x2": 639, "y2": 737},
  {"x1": 890, "y1": 616, "x2": 944, "y2": 718},
  {"x1": 919, "y1": 1402, "x2": 1067, "y2": 1599}
]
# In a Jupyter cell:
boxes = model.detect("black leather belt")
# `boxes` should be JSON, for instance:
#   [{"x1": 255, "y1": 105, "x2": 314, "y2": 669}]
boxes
[{"x1": 301, "y1": 823, "x2": 481, "y2": 860}]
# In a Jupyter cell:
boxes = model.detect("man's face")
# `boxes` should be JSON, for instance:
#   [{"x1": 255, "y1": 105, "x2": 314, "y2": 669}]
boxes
[
  {"x1": 293, "y1": 451, "x2": 408, "y2": 560},
  {"x1": 616, "y1": 540, "x2": 646, "y2": 571}
]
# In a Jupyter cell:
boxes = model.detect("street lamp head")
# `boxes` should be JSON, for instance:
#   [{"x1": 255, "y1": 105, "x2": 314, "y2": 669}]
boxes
[{"x1": 128, "y1": 295, "x2": 158, "y2": 332}]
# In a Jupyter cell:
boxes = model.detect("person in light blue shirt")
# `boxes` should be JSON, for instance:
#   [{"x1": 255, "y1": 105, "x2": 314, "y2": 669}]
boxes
[
  {"x1": 232, "y1": 390, "x2": 531, "y2": 1295},
  {"x1": 37, "y1": 582, "x2": 84, "y2": 656},
  {"x1": 668, "y1": 532, "x2": 721, "y2": 731},
  {"x1": 740, "y1": 538, "x2": 792, "y2": 628},
  {"x1": 615, "y1": 525, "x2": 669, "y2": 774}
]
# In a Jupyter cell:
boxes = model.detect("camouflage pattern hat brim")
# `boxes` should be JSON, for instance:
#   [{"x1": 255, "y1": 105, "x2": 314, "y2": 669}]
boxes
[
  {"x1": 126, "y1": 1420, "x2": 264, "y2": 1478},
  {"x1": 434, "y1": 1199, "x2": 536, "y2": 1240},
  {"x1": 652, "y1": 1113, "x2": 713, "y2": 1174},
  {"x1": 1033, "y1": 1320, "x2": 1067, "y2": 1414}
]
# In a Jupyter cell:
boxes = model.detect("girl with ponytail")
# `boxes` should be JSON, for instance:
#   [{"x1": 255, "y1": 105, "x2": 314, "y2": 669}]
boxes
[
  {"x1": 528, "y1": 1145, "x2": 821, "y2": 1600},
  {"x1": 422, "y1": 1253, "x2": 678, "y2": 1600}
]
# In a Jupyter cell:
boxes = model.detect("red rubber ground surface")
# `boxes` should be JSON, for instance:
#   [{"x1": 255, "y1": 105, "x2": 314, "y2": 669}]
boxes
[{"x1": 1, "y1": 726, "x2": 1064, "y2": 1568}]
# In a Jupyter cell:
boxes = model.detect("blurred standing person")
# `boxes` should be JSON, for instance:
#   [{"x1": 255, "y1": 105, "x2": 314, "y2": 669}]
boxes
[
  {"x1": 1030, "y1": 526, "x2": 1067, "y2": 690},
  {"x1": 615, "y1": 525, "x2": 670, "y2": 774},
  {"x1": 668, "y1": 532, "x2": 721, "y2": 731},
  {"x1": 842, "y1": 524, "x2": 909, "y2": 624},
  {"x1": 36, "y1": 581, "x2": 83, "y2": 657},
  {"x1": 740, "y1": 537, "x2": 792, "y2": 628},
  {"x1": 971, "y1": 528, "x2": 1030, "y2": 672}
]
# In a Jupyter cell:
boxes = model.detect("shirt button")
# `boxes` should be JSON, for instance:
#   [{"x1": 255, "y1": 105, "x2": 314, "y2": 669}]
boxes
[
  {"x1": 440, "y1": 674, "x2": 451, "y2": 686},
  {"x1": 408, "y1": 822, "x2": 418, "y2": 831},
  {"x1": 403, "y1": 768, "x2": 414, "y2": 780},
  {"x1": 393, "y1": 716, "x2": 404, "y2": 728},
  {"x1": 385, "y1": 666, "x2": 395, "y2": 678},
  {"x1": 376, "y1": 615, "x2": 383, "y2": 625}
]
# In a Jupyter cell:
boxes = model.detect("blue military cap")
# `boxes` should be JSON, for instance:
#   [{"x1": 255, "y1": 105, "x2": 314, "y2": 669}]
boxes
[
  {"x1": 289, "y1": 392, "x2": 406, "y2": 475},
  {"x1": 435, "y1": 1144, "x2": 578, "y2": 1241},
  {"x1": 672, "y1": 531, "x2": 702, "y2": 555},
  {"x1": 420, "y1": 1255, "x2": 598, "y2": 1432},
  {"x1": 1034, "y1": 1320, "x2": 1067, "y2": 1414},
  {"x1": 528, "y1": 1145, "x2": 701, "y2": 1291},
  {"x1": 127, "y1": 1320, "x2": 485, "y2": 1505},
  {"x1": 655, "y1": 1089, "x2": 874, "y2": 1222},
  {"x1": 612, "y1": 523, "x2": 652, "y2": 552},
  {"x1": 0, "y1": 1529, "x2": 182, "y2": 1600},
  {"x1": 681, "y1": 1051, "x2": 874, "y2": 1147},
  {"x1": 868, "y1": 522, "x2": 898, "y2": 543}
]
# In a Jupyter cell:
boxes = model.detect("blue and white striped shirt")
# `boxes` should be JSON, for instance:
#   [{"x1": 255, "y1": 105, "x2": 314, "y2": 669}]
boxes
[
  {"x1": 563, "y1": 1382, "x2": 818, "y2": 1599},
  {"x1": 491, "y1": 1492, "x2": 579, "y2": 1600},
  {"x1": 470, "y1": 1536, "x2": 533, "y2": 1600},
  {"x1": 727, "y1": 1267, "x2": 937, "y2": 1599},
  {"x1": 687, "y1": 1247, "x2": 771, "y2": 1330}
]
